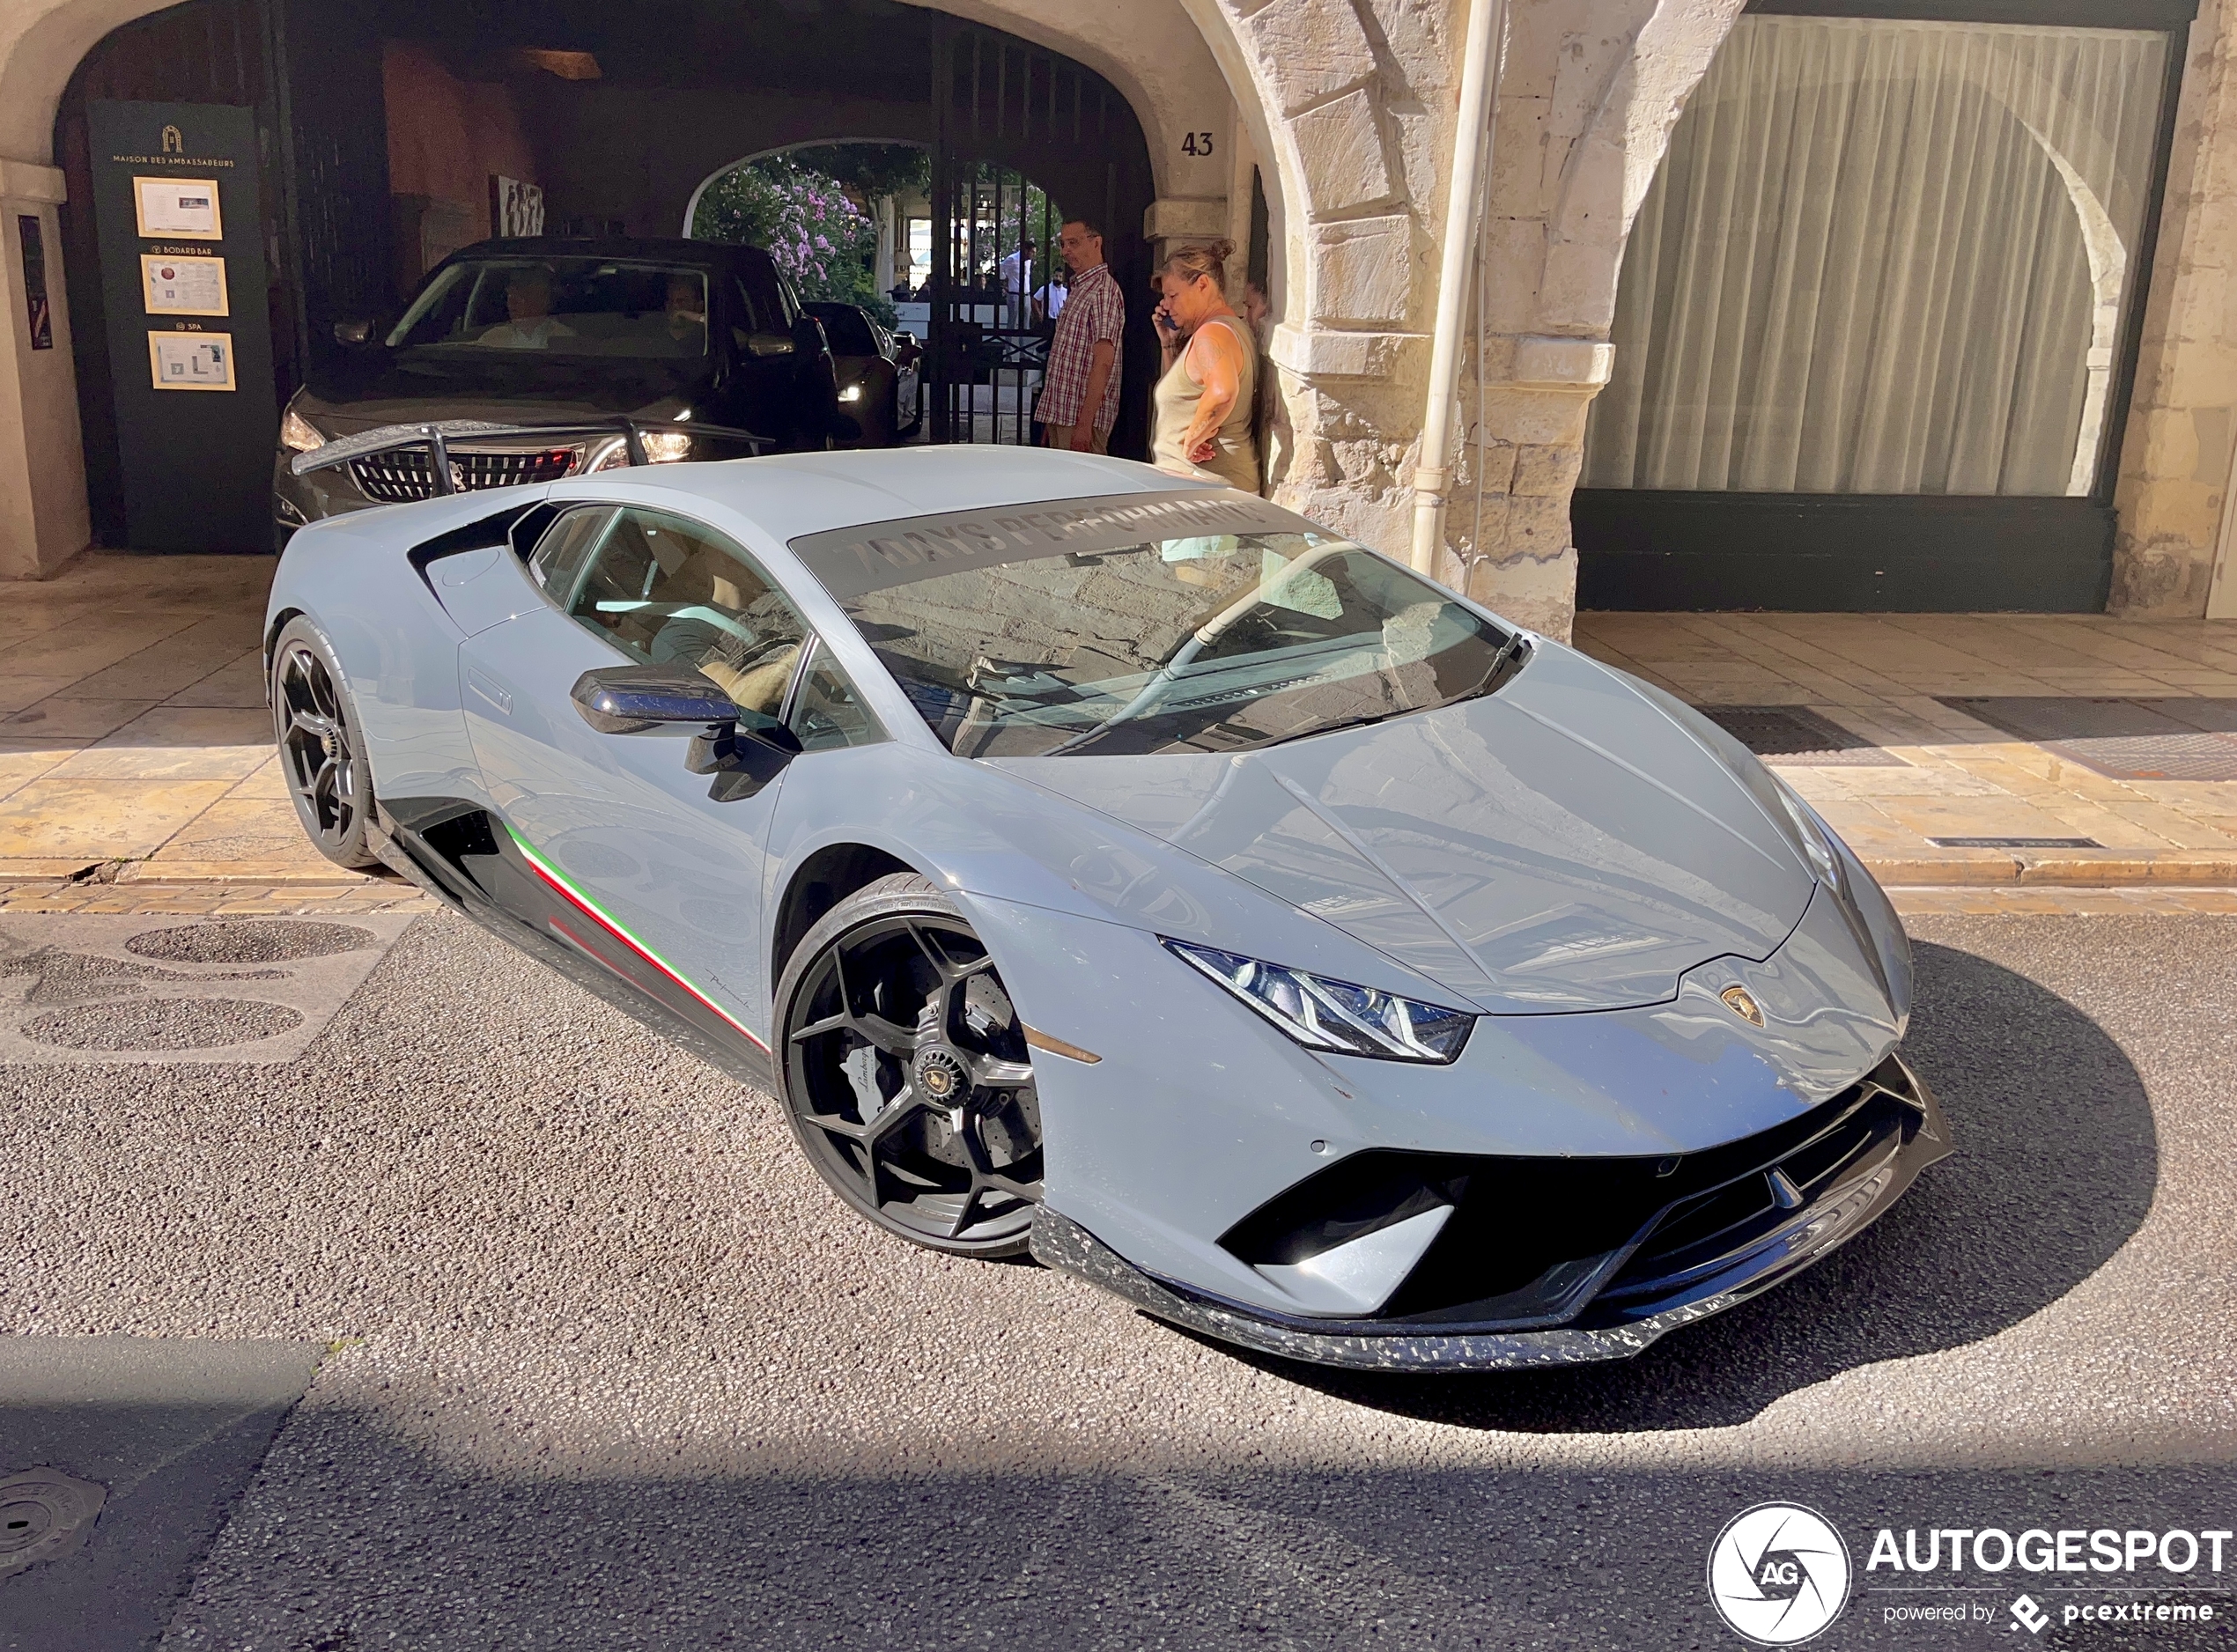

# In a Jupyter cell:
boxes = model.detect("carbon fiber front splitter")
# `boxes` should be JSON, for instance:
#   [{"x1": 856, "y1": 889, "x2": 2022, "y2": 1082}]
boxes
[{"x1": 1030, "y1": 1075, "x2": 1952, "y2": 1372}]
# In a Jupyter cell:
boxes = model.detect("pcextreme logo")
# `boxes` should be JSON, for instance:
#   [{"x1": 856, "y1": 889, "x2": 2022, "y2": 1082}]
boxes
[{"x1": 1709, "y1": 1502, "x2": 1854, "y2": 1646}]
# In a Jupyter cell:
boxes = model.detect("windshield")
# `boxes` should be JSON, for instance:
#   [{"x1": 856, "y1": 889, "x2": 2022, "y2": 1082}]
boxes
[
  {"x1": 388, "y1": 259, "x2": 711, "y2": 359},
  {"x1": 789, "y1": 492, "x2": 1523, "y2": 758}
]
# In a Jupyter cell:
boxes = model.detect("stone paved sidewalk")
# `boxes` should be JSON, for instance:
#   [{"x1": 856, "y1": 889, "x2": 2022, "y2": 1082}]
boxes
[
  {"x1": 1576, "y1": 610, "x2": 2237, "y2": 887},
  {"x1": 7, "y1": 552, "x2": 2237, "y2": 896}
]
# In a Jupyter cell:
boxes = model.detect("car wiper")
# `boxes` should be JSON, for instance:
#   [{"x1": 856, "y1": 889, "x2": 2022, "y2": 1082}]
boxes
[
  {"x1": 1251, "y1": 632, "x2": 1532, "y2": 752},
  {"x1": 1471, "y1": 628, "x2": 1533, "y2": 698}
]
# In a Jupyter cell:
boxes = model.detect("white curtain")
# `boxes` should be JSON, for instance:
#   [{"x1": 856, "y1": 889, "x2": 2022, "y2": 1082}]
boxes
[{"x1": 1584, "y1": 17, "x2": 2167, "y2": 496}]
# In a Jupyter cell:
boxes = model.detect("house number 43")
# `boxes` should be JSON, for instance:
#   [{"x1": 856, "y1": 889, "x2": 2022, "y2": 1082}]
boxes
[{"x1": 1182, "y1": 131, "x2": 1215, "y2": 157}]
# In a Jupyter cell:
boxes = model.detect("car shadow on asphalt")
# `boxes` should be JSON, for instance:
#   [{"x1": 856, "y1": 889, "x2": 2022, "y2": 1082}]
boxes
[{"x1": 1205, "y1": 940, "x2": 2159, "y2": 1432}]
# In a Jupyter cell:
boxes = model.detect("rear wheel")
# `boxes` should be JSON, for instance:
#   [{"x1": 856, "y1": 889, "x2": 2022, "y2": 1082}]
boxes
[
  {"x1": 270, "y1": 616, "x2": 380, "y2": 870},
  {"x1": 776, "y1": 874, "x2": 1044, "y2": 1257}
]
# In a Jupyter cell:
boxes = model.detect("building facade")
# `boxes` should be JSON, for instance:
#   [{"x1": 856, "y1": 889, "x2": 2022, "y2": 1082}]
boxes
[{"x1": 2, "y1": 0, "x2": 2233, "y2": 636}]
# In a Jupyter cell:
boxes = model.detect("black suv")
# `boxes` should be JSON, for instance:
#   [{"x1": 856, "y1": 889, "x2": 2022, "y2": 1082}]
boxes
[{"x1": 272, "y1": 238, "x2": 838, "y2": 542}]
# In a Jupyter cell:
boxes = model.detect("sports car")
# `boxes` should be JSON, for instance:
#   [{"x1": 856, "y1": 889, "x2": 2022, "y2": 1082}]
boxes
[{"x1": 266, "y1": 446, "x2": 1948, "y2": 1371}]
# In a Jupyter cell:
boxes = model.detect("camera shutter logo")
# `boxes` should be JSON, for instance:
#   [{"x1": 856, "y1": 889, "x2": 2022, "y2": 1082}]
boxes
[{"x1": 1707, "y1": 1502, "x2": 1852, "y2": 1645}]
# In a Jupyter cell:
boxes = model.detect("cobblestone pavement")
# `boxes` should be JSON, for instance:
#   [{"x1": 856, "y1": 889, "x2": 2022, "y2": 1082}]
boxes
[
  {"x1": 0, "y1": 908, "x2": 2231, "y2": 1648},
  {"x1": 10, "y1": 551, "x2": 2237, "y2": 895}
]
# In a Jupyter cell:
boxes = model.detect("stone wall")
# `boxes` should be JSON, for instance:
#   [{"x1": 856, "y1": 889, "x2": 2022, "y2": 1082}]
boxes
[{"x1": 2112, "y1": 0, "x2": 2237, "y2": 617}]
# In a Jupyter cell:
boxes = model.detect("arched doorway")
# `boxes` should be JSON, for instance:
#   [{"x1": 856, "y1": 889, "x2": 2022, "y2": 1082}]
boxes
[{"x1": 51, "y1": 0, "x2": 1159, "y2": 550}]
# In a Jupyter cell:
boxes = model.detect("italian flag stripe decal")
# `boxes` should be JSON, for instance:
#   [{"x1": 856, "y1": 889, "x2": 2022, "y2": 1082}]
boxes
[{"x1": 504, "y1": 822, "x2": 771, "y2": 1052}]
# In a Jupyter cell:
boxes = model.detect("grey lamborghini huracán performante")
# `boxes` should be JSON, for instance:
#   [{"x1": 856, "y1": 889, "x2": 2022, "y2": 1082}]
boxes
[{"x1": 267, "y1": 445, "x2": 1948, "y2": 1371}]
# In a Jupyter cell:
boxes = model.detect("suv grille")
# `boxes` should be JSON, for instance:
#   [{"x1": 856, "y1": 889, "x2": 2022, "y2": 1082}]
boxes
[{"x1": 350, "y1": 446, "x2": 580, "y2": 503}]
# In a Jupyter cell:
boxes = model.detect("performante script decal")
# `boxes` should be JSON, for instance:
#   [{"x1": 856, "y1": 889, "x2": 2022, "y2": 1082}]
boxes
[
  {"x1": 790, "y1": 489, "x2": 1316, "y2": 599},
  {"x1": 504, "y1": 823, "x2": 770, "y2": 1051}
]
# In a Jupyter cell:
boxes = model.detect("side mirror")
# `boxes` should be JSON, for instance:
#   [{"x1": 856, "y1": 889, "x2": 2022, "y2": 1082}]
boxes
[
  {"x1": 745, "y1": 332, "x2": 796, "y2": 358},
  {"x1": 333, "y1": 319, "x2": 374, "y2": 347},
  {"x1": 572, "y1": 666, "x2": 738, "y2": 734},
  {"x1": 570, "y1": 665, "x2": 803, "y2": 801}
]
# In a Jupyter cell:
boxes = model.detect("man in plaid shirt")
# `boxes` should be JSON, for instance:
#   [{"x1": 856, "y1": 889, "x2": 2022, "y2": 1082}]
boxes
[{"x1": 1037, "y1": 218, "x2": 1125, "y2": 453}]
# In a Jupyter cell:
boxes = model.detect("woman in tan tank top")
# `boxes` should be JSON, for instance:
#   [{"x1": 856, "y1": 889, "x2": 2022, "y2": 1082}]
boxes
[{"x1": 1150, "y1": 240, "x2": 1262, "y2": 495}]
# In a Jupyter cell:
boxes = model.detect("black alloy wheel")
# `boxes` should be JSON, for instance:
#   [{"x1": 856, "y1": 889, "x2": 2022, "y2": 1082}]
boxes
[
  {"x1": 271, "y1": 617, "x2": 380, "y2": 869},
  {"x1": 778, "y1": 874, "x2": 1044, "y2": 1257}
]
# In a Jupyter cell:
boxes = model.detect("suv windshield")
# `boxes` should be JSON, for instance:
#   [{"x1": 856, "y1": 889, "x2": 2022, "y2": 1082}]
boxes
[
  {"x1": 388, "y1": 259, "x2": 711, "y2": 359},
  {"x1": 790, "y1": 492, "x2": 1524, "y2": 758}
]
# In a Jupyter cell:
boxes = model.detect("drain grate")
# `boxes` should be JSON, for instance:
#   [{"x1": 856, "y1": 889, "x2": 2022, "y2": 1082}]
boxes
[
  {"x1": 1700, "y1": 706, "x2": 1908, "y2": 767},
  {"x1": 1930, "y1": 836, "x2": 2103, "y2": 850},
  {"x1": 1942, "y1": 697, "x2": 2237, "y2": 781}
]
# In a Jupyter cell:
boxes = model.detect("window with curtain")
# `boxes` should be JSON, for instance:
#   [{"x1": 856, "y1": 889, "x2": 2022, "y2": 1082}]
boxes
[{"x1": 1583, "y1": 15, "x2": 2169, "y2": 497}]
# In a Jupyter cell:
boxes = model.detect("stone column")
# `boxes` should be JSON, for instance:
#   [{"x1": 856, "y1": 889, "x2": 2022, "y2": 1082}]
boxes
[
  {"x1": 0, "y1": 158, "x2": 90, "y2": 580},
  {"x1": 2113, "y1": 0, "x2": 2237, "y2": 616}
]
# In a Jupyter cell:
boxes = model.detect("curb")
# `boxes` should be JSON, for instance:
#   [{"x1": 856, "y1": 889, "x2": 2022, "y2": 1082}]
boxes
[{"x1": 1862, "y1": 852, "x2": 2237, "y2": 889}]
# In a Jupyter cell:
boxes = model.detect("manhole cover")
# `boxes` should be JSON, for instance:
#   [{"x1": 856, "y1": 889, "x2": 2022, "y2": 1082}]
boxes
[
  {"x1": 1942, "y1": 697, "x2": 2237, "y2": 781},
  {"x1": 21, "y1": 998, "x2": 305, "y2": 1051},
  {"x1": 124, "y1": 920, "x2": 374, "y2": 964},
  {"x1": 1701, "y1": 706, "x2": 1907, "y2": 767},
  {"x1": 0, "y1": 1468, "x2": 106, "y2": 1576}
]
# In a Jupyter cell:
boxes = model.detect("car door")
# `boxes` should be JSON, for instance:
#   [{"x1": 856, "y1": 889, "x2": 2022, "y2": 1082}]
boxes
[
  {"x1": 458, "y1": 501, "x2": 855, "y2": 1060},
  {"x1": 724, "y1": 258, "x2": 821, "y2": 449}
]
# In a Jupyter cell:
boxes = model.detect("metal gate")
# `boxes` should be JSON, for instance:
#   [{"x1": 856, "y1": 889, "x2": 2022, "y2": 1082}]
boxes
[{"x1": 920, "y1": 22, "x2": 1154, "y2": 456}]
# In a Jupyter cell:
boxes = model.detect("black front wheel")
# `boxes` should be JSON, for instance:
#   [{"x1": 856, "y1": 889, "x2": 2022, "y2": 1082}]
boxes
[
  {"x1": 270, "y1": 616, "x2": 380, "y2": 870},
  {"x1": 776, "y1": 874, "x2": 1044, "y2": 1257}
]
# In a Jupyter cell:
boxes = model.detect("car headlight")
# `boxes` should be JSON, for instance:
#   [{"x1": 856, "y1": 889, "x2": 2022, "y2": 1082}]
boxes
[
  {"x1": 279, "y1": 407, "x2": 324, "y2": 453},
  {"x1": 1163, "y1": 940, "x2": 1473, "y2": 1064},
  {"x1": 838, "y1": 383, "x2": 863, "y2": 403}
]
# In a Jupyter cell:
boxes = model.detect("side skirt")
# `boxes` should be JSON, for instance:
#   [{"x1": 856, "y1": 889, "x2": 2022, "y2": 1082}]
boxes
[{"x1": 373, "y1": 799, "x2": 776, "y2": 1093}]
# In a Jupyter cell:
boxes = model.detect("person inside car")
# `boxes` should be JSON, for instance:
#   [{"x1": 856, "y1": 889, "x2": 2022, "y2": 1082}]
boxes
[
  {"x1": 662, "y1": 273, "x2": 708, "y2": 353},
  {"x1": 476, "y1": 269, "x2": 575, "y2": 350}
]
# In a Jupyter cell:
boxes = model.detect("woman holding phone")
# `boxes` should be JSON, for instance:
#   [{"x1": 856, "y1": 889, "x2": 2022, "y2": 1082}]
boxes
[{"x1": 1150, "y1": 240, "x2": 1262, "y2": 495}]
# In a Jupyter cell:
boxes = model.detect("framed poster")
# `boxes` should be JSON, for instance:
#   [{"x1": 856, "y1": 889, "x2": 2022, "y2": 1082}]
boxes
[
  {"x1": 139, "y1": 254, "x2": 228, "y2": 316},
  {"x1": 132, "y1": 176, "x2": 223, "y2": 240},
  {"x1": 491, "y1": 174, "x2": 545, "y2": 238},
  {"x1": 18, "y1": 215, "x2": 51, "y2": 349},
  {"x1": 148, "y1": 329, "x2": 236, "y2": 390}
]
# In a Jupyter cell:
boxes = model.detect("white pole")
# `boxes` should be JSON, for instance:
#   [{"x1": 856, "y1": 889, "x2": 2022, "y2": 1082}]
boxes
[{"x1": 1408, "y1": 0, "x2": 1507, "y2": 577}]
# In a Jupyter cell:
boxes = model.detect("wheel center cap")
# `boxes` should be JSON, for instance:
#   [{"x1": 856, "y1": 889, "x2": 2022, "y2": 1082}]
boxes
[{"x1": 912, "y1": 1047, "x2": 967, "y2": 1102}]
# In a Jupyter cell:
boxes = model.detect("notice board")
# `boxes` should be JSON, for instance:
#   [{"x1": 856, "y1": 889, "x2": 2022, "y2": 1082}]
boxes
[{"x1": 86, "y1": 101, "x2": 277, "y2": 552}]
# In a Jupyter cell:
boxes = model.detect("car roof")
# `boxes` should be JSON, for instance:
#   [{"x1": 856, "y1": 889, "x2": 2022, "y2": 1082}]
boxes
[
  {"x1": 457, "y1": 237, "x2": 770, "y2": 269},
  {"x1": 579, "y1": 447, "x2": 1218, "y2": 546}
]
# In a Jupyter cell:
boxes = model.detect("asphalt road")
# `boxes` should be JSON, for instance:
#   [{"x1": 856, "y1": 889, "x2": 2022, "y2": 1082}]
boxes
[{"x1": 2, "y1": 909, "x2": 2233, "y2": 1649}]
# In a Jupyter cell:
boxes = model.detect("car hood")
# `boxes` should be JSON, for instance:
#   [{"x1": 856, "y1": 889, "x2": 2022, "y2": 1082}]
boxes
[
  {"x1": 295, "y1": 355, "x2": 705, "y2": 434},
  {"x1": 988, "y1": 643, "x2": 1813, "y2": 1015}
]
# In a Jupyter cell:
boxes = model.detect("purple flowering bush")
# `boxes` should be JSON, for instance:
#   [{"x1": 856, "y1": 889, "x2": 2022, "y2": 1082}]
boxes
[{"x1": 693, "y1": 154, "x2": 882, "y2": 310}]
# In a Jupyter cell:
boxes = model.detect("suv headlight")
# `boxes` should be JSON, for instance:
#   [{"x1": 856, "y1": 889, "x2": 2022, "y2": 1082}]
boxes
[
  {"x1": 1163, "y1": 940, "x2": 1474, "y2": 1063},
  {"x1": 589, "y1": 431, "x2": 692, "y2": 470},
  {"x1": 279, "y1": 407, "x2": 324, "y2": 453}
]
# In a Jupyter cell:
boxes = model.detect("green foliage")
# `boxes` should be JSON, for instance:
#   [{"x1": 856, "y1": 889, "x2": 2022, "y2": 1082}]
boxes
[{"x1": 693, "y1": 145, "x2": 927, "y2": 328}]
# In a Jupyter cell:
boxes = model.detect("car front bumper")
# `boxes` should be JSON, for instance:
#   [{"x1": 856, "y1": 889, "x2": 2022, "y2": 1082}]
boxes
[{"x1": 1030, "y1": 1052, "x2": 1951, "y2": 1371}]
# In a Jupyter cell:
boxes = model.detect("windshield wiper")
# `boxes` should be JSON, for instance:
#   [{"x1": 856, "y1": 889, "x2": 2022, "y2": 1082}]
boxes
[
  {"x1": 1253, "y1": 631, "x2": 1532, "y2": 752},
  {"x1": 1471, "y1": 628, "x2": 1533, "y2": 698}
]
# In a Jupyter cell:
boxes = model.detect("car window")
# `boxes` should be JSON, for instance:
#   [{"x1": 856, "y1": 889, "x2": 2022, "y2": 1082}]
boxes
[
  {"x1": 808, "y1": 305, "x2": 878, "y2": 356},
  {"x1": 786, "y1": 639, "x2": 885, "y2": 753},
  {"x1": 561, "y1": 507, "x2": 808, "y2": 720},
  {"x1": 387, "y1": 259, "x2": 710, "y2": 358},
  {"x1": 739, "y1": 263, "x2": 788, "y2": 335},
  {"x1": 527, "y1": 505, "x2": 616, "y2": 604}
]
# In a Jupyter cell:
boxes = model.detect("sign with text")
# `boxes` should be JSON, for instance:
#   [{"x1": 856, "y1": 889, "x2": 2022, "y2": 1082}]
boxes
[{"x1": 87, "y1": 100, "x2": 276, "y2": 551}]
